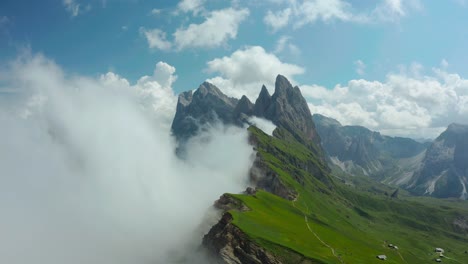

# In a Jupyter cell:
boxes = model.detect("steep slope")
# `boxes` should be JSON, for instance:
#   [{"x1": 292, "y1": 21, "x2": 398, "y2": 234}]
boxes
[
  {"x1": 313, "y1": 114, "x2": 428, "y2": 184},
  {"x1": 205, "y1": 127, "x2": 468, "y2": 263},
  {"x1": 408, "y1": 123, "x2": 468, "y2": 199}
]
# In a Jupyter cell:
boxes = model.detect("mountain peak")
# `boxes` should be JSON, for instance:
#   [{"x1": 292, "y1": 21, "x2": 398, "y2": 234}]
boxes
[
  {"x1": 260, "y1": 85, "x2": 270, "y2": 97},
  {"x1": 196, "y1": 82, "x2": 224, "y2": 97},
  {"x1": 253, "y1": 85, "x2": 272, "y2": 117},
  {"x1": 274, "y1": 74, "x2": 293, "y2": 95},
  {"x1": 312, "y1": 114, "x2": 342, "y2": 127},
  {"x1": 447, "y1": 123, "x2": 468, "y2": 134},
  {"x1": 234, "y1": 95, "x2": 254, "y2": 117},
  {"x1": 171, "y1": 82, "x2": 239, "y2": 142}
]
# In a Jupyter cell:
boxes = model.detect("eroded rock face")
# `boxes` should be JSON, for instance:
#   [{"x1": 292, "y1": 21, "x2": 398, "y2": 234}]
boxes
[
  {"x1": 171, "y1": 82, "x2": 239, "y2": 142},
  {"x1": 214, "y1": 194, "x2": 250, "y2": 212},
  {"x1": 254, "y1": 75, "x2": 320, "y2": 145},
  {"x1": 409, "y1": 123, "x2": 468, "y2": 199},
  {"x1": 172, "y1": 75, "x2": 322, "y2": 149},
  {"x1": 202, "y1": 213, "x2": 282, "y2": 264},
  {"x1": 249, "y1": 155, "x2": 297, "y2": 201},
  {"x1": 312, "y1": 113, "x2": 428, "y2": 180}
]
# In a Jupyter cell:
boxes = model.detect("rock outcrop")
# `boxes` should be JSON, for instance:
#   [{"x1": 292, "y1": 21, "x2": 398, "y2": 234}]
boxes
[
  {"x1": 171, "y1": 82, "x2": 239, "y2": 142},
  {"x1": 254, "y1": 75, "x2": 320, "y2": 146},
  {"x1": 202, "y1": 213, "x2": 282, "y2": 264}
]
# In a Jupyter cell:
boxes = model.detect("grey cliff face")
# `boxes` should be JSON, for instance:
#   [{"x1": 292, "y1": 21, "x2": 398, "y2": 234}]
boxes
[
  {"x1": 253, "y1": 85, "x2": 271, "y2": 116},
  {"x1": 171, "y1": 82, "x2": 239, "y2": 142},
  {"x1": 172, "y1": 75, "x2": 321, "y2": 148},
  {"x1": 255, "y1": 75, "x2": 320, "y2": 145},
  {"x1": 409, "y1": 123, "x2": 468, "y2": 199}
]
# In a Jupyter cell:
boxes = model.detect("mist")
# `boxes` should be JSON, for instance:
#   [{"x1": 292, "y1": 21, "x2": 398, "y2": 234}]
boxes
[{"x1": 0, "y1": 54, "x2": 255, "y2": 264}]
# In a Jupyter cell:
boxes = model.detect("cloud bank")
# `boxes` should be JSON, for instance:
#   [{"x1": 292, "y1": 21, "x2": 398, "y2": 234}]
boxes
[
  {"x1": 303, "y1": 64, "x2": 468, "y2": 138},
  {"x1": 0, "y1": 54, "x2": 254, "y2": 264}
]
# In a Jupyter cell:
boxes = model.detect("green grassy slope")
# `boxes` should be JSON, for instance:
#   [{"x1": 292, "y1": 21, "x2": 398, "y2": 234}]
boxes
[{"x1": 227, "y1": 126, "x2": 468, "y2": 264}]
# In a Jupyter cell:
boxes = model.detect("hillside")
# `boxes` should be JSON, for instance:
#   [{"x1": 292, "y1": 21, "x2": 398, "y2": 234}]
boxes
[{"x1": 204, "y1": 126, "x2": 468, "y2": 263}]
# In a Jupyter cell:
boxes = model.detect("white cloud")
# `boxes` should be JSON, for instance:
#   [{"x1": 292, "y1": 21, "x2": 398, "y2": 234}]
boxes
[
  {"x1": 264, "y1": 0, "x2": 422, "y2": 29},
  {"x1": 384, "y1": 0, "x2": 405, "y2": 16},
  {"x1": 354, "y1": 60, "x2": 366, "y2": 75},
  {"x1": 173, "y1": 8, "x2": 249, "y2": 50},
  {"x1": 140, "y1": 28, "x2": 172, "y2": 51},
  {"x1": 304, "y1": 65, "x2": 468, "y2": 138},
  {"x1": 264, "y1": 8, "x2": 291, "y2": 31},
  {"x1": 205, "y1": 46, "x2": 304, "y2": 100},
  {"x1": 63, "y1": 0, "x2": 81, "y2": 17},
  {"x1": 176, "y1": 0, "x2": 206, "y2": 15},
  {"x1": 248, "y1": 116, "x2": 277, "y2": 136},
  {"x1": 296, "y1": 0, "x2": 356, "y2": 27},
  {"x1": 274, "y1": 35, "x2": 300, "y2": 56},
  {"x1": 151, "y1": 8, "x2": 162, "y2": 16},
  {"x1": 0, "y1": 53, "x2": 254, "y2": 264},
  {"x1": 372, "y1": 0, "x2": 422, "y2": 21}
]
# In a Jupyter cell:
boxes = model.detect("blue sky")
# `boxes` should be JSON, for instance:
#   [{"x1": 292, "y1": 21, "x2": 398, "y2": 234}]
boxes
[{"x1": 1, "y1": 0, "x2": 468, "y2": 138}]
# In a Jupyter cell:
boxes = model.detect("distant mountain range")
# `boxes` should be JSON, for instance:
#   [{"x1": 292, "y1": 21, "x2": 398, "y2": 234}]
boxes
[{"x1": 312, "y1": 114, "x2": 468, "y2": 199}]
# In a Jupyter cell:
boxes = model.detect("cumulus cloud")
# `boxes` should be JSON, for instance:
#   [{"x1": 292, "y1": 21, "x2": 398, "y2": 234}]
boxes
[
  {"x1": 274, "y1": 35, "x2": 300, "y2": 56},
  {"x1": 304, "y1": 65, "x2": 468, "y2": 138},
  {"x1": 140, "y1": 28, "x2": 172, "y2": 51},
  {"x1": 372, "y1": 0, "x2": 422, "y2": 21},
  {"x1": 176, "y1": 0, "x2": 206, "y2": 15},
  {"x1": 263, "y1": 0, "x2": 421, "y2": 29},
  {"x1": 63, "y1": 0, "x2": 81, "y2": 17},
  {"x1": 263, "y1": 0, "x2": 362, "y2": 29},
  {"x1": 173, "y1": 8, "x2": 249, "y2": 50},
  {"x1": 354, "y1": 60, "x2": 366, "y2": 75},
  {"x1": 264, "y1": 8, "x2": 291, "y2": 31},
  {"x1": 0, "y1": 54, "x2": 255, "y2": 264},
  {"x1": 150, "y1": 8, "x2": 162, "y2": 16},
  {"x1": 205, "y1": 46, "x2": 304, "y2": 100}
]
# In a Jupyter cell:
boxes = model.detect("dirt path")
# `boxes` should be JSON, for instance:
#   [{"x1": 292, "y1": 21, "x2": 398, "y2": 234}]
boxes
[
  {"x1": 443, "y1": 255, "x2": 463, "y2": 264},
  {"x1": 397, "y1": 250, "x2": 407, "y2": 264},
  {"x1": 292, "y1": 195, "x2": 344, "y2": 264}
]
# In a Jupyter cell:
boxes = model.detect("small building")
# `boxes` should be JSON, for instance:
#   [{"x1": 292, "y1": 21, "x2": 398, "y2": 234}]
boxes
[
  {"x1": 388, "y1": 244, "x2": 398, "y2": 250},
  {"x1": 435, "y1": 258, "x2": 442, "y2": 262},
  {"x1": 435, "y1": 248, "x2": 445, "y2": 253},
  {"x1": 376, "y1": 255, "x2": 387, "y2": 260}
]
